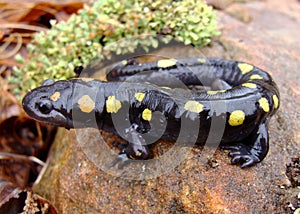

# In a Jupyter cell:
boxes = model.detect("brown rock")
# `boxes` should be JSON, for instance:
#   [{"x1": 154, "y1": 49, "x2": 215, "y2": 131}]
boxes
[
  {"x1": 206, "y1": 0, "x2": 234, "y2": 10},
  {"x1": 225, "y1": 3, "x2": 252, "y2": 23}
]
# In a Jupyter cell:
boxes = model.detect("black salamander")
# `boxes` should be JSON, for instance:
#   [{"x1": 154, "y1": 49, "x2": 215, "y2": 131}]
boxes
[{"x1": 22, "y1": 58, "x2": 280, "y2": 168}]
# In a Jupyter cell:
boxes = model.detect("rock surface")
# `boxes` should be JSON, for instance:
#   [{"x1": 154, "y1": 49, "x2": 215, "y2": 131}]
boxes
[{"x1": 33, "y1": 0, "x2": 300, "y2": 213}]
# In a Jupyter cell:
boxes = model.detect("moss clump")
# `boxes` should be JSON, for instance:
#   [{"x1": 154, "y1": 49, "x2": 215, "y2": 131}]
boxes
[{"x1": 11, "y1": 0, "x2": 219, "y2": 98}]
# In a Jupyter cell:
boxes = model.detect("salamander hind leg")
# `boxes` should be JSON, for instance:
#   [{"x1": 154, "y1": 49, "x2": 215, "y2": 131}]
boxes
[{"x1": 222, "y1": 122, "x2": 269, "y2": 168}]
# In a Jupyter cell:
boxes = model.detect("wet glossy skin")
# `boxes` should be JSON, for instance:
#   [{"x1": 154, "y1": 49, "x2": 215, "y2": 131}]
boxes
[{"x1": 22, "y1": 58, "x2": 280, "y2": 168}]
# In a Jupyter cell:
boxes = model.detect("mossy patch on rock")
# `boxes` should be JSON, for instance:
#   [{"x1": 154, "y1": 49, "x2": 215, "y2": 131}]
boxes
[{"x1": 11, "y1": 0, "x2": 219, "y2": 99}]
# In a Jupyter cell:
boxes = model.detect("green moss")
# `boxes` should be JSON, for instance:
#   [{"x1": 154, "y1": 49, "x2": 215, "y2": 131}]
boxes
[{"x1": 12, "y1": 0, "x2": 220, "y2": 99}]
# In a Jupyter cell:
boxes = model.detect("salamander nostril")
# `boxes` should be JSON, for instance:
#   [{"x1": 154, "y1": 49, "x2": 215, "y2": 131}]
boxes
[{"x1": 37, "y1": 100, "x2": 52, "y2": 114}]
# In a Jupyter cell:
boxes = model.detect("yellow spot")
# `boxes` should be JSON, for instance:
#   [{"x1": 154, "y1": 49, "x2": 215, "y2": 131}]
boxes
[
  {"x1": 238, "y1": 63, "x2": 254, "y2": 74},
  {"x1": 198, "y1": 58, "x2": 206, "y2": 63},
  {"x1": 135, "y1": 93, "x2": 145, "y2": 102},
  {"x1": 242, "y1": 83, "x2": 257, "y2": 89},
  {"x1": 106, "y1": 96, "x2": 122, "y2": 113},
  {"x1": 259, "y1": 97, "x2": 269, "y2": 112},
  {"x1": 142, "y1": 108, "x2": 152, "y2": 121},
  {"x1": 161, "y1": 86, "x2": 171, "y2": 90},
  {"x1": 81, "y1": 78, "x2": 94, "y2": 82},
  {"x1": 50, "y1": 92, "x2": 60, "y2": 101},
  {"x1": 249, "y1": 74, "x2": 263, "y2": 80},
  {"x1": 157, "y1": 59, "x2": 177, "y2": 68},
  {"x1": 229, "y1": 110, "x2": 245, "y2": 126},
  {"x1": 272, "y1": 95, "x2": 279, "y2": 109},
  {"x1": 78, "y1": 95, "x2": 95, "y2": 113},
  {"x1": 207, "y1": 90, "x2": 226, "y2": 95},
  {"x1": 184, "y1": 101, "x2": 204, "y2": 113},
  {"x1": 121, "y1": 60, "x2": 127, "y2": 65}
]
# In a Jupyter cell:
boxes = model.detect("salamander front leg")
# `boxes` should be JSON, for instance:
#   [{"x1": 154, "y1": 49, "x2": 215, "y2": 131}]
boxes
[
  {"x1": 222, "y1": 122, "x2": 269, "y2": 168},
  {"x1": 109, "y1": 125, "x2": 150, "y2": 168}
]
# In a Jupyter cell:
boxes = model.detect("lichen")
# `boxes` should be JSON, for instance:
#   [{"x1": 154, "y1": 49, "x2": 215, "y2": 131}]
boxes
[{"x1": 11, "y1": 0, "x2": 220, "y2": 99}]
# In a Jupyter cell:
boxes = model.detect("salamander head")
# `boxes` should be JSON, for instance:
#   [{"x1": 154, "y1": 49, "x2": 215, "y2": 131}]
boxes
[{"x1": 22, "y1": 79, "x2": 74, "y2": 128}]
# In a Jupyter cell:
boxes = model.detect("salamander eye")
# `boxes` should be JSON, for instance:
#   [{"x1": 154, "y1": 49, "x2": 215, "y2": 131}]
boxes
[{"x1": 37, "y1": 100, "x2": 53, "y2": 114}]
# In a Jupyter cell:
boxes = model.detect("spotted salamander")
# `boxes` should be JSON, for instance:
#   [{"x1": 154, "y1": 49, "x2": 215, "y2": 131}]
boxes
[{"x1": 22, "y1": 58, "x2": 280, "y2": 168}]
